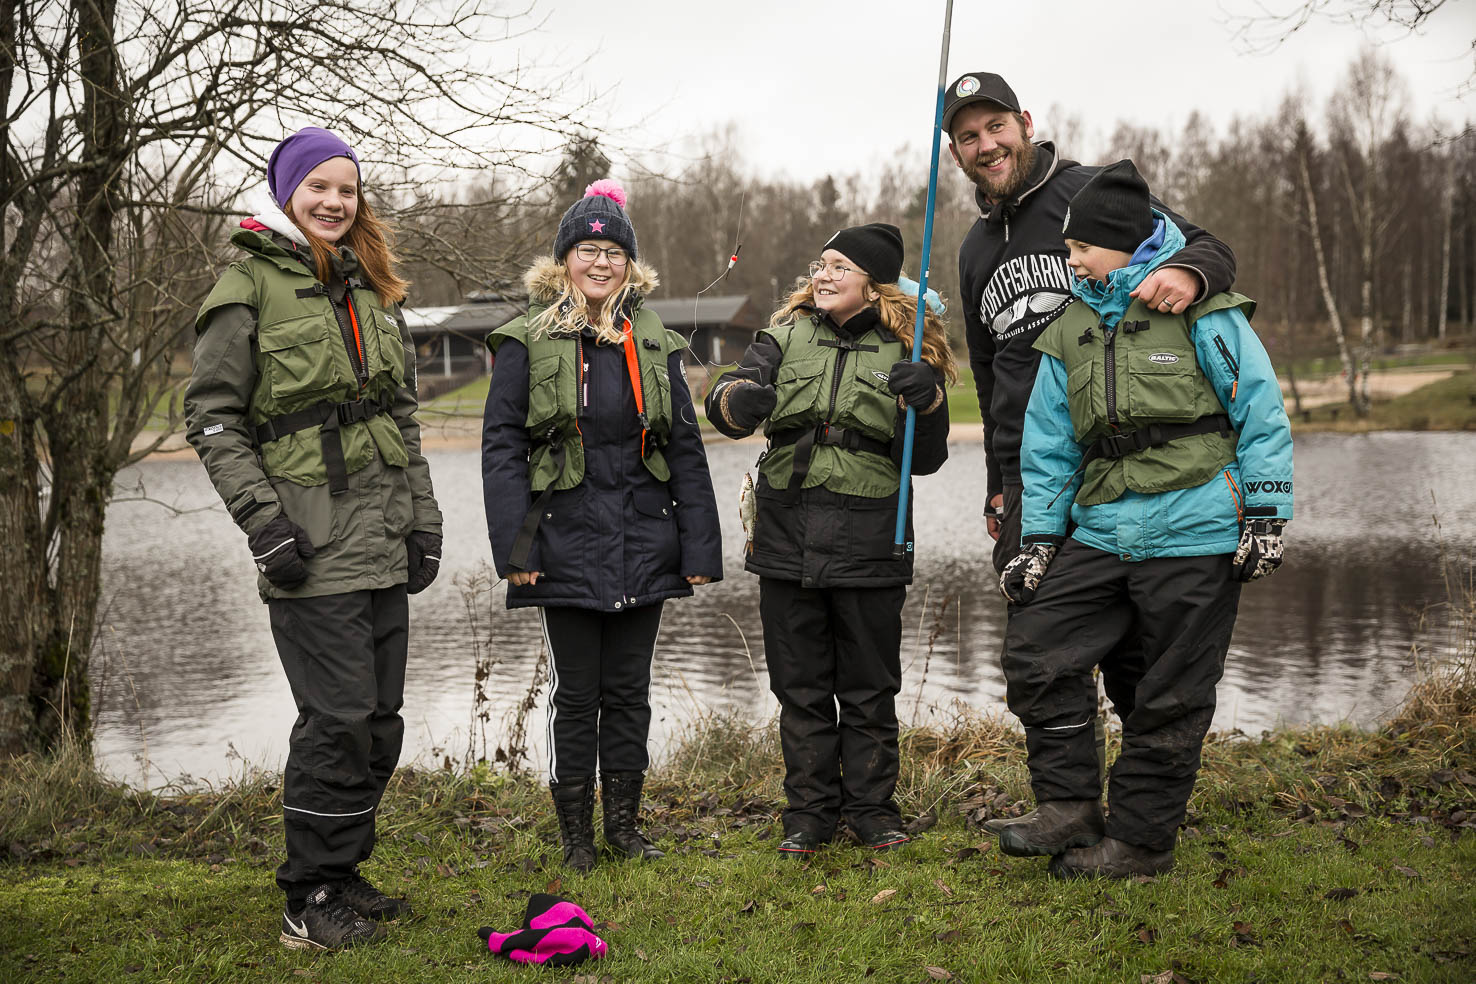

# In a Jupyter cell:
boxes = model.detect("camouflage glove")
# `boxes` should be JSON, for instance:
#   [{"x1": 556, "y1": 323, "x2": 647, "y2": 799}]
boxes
[
  {"x1": 405, "y1": 530, "x2": 443, "y2": 595},
  {"x1": 1232, "y1": 519, "x2": 1285, "y2": 582},
  {"x1": 247, "y1": 514, "x2": 316, "y2": 589},
  {"x1": 999, "y1": 542, "x2": 1058, "y2": 605}
]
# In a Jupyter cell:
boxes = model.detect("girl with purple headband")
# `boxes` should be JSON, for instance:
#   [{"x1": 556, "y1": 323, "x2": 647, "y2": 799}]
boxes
[{"x1": 185, "y1": 127, "x2": 442, "y2": 950}]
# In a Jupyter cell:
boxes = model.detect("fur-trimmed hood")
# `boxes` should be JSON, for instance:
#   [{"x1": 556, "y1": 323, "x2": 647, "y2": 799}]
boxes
[{"x1": 522, "y1": 254, "x2": 660, "y2": 307}]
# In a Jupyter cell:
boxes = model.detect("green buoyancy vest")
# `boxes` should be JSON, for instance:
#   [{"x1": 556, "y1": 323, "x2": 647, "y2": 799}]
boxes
[
  {"x1": 488, "y1": 304, "x2": 684, "y2": 492},
  {"x1": 195, "y1": 230, "x2": 409, "y2": 487},
  {"x1": 1035, "y1": 292, "x2": 1254, "y2": 506},
  {"x1": 760, "y1": 315, "x2": 906, "y2": 498}
]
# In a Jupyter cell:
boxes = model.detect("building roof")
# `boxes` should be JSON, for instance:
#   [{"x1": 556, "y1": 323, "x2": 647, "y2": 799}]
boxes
[{"x1": 644, "y1": 295, "x2": 754, "y2": 329}]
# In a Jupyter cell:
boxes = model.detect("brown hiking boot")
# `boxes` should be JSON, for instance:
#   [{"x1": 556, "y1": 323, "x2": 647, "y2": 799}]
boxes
[
  {"x1": 1048, "y1": 836, "x2": 1175, "y2": 879},
  {"x1": 984, "y1": 799, "x2": 1104, "y2": 857}
]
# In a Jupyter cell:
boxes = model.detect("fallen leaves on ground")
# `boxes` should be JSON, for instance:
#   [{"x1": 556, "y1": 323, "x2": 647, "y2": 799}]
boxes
[{"x1": 870, "y1": 888, "x2": 897, "y2": 904}]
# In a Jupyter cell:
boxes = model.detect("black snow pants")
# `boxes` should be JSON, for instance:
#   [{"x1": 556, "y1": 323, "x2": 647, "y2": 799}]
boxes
[
  {"x1": 540, "y1": 602, "x2": 664, "y2": 785},
  {"x1": 269, "y1": 586, "x2": 408, "y2": 906},
  {"x1": 1002, "y1": 540, "x2": 1241, "y2": 852},
  {"x1": 760, "y1": 578, "x2": 906, "y2": 840}
]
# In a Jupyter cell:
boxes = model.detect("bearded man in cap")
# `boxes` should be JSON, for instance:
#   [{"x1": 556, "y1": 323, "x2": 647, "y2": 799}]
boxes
[{"x1": 945, "y1": 74, "x2": 1240, "y2": 867}]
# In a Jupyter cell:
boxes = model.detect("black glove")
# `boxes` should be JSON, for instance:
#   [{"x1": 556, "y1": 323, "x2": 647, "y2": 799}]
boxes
[
  {"x1": 1231, "y1": 519, "x2": 1285, "y2": 582},
  {"x1": 247, "y1": 514, "x2": 316, "y2": 589},
  {"x1": 999, "y1": 542, "x2": 1058, "y2": 605},
  {"x1": 886, "y1": 360, "x2": 937, "y2": 409},
  {"x1": 724, "y1": 382, "x2": 777, "y2": 431},
  {"x1": 406, "y1": 530, "x2": 443, "y2": 595}
]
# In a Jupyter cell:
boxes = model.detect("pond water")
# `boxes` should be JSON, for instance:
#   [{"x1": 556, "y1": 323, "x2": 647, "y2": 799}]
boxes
[{"x1": 93, "y1": 432, "x2": 1476, "y2": 788}]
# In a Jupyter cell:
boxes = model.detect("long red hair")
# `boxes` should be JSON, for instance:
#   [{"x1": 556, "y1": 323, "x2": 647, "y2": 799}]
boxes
[{"x1": 287, "y1": 193, "x2": 410, "y2": 306}]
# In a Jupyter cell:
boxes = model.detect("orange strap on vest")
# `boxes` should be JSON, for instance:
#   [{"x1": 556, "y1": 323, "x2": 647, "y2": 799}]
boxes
[
  {"x1": 344, "y1": 288, "x2": 367, "y2": 388},
  {"x1": 620, "y1": 318, "x2": 651, "y2": 458}
]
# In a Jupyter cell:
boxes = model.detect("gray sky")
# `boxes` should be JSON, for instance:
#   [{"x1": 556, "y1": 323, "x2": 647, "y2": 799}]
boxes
[{"x1": 515, "y1": 0, "x2": 1475, "y2": 181}]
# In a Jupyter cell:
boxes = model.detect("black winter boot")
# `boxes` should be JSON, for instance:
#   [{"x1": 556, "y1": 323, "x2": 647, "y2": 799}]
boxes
[
  {"x1": 1048, "y1": 836, "x2": 1175, "y2": 879},
  {"x1": 984, "y1": 798, "x2": 1105, "y2": 857},
  {"x1": 550, "y1": 778, "x2": 597, "y2": 873},
  {"x1": 601, "y1": 772, "x2": 664, "y2": 860}
]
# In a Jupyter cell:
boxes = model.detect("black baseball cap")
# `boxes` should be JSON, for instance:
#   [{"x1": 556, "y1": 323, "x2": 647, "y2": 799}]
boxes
[{"x1": 942, "y1": 72, "x2": 1021, "y2": 135}]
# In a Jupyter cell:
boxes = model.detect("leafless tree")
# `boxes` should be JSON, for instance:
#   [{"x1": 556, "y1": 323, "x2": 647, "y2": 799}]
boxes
[{"x1": 0, "y1": 0, "x2": 592, "y2": 755}]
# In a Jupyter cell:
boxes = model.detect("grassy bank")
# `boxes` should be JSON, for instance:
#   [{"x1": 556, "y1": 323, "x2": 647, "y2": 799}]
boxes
[
  {"x1": 1289, "y1": 371, "x2": 1476, "y2": 433},
  {"x1": 4, "y1": 658, "x2": 1475, "y2": 983}
]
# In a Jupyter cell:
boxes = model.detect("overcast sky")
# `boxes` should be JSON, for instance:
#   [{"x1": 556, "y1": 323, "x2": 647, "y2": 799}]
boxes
[{"x1": 511, "y1": 0, "x2": 1475, "y2": 182}]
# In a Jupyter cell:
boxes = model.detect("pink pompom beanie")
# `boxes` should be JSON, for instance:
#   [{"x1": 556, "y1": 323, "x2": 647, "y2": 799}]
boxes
[{"x1": 554, "y1": 179, "x2": 638, "y2": 261}]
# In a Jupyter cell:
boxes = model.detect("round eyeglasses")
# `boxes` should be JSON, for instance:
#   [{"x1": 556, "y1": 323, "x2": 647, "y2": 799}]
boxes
[
  {"x1": 574, "y1": 243, "x2": 629, "y2": 266},
  {"x1": 808, "y1": 259, "x2": 861, "y2": 282}
]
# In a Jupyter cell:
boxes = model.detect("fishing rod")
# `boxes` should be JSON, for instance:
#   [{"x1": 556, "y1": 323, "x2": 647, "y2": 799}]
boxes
[{"x1": 894, "y1": 0, "x2": 954, "y2": 557}]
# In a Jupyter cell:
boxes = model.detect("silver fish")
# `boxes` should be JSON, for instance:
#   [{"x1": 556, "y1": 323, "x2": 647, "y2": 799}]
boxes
[{"x1": 739, "y1": 471, "x2": 756, "y2": 555}]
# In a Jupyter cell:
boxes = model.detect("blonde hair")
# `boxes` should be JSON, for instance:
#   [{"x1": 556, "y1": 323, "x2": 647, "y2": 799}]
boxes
[
  {"x1": 770, "y1": 277, "x2": 958, "y2": 384},
  {"x1": 287, "y1": 194, "x2": 410, "y2": 307},
  {"x1": 527, "y1": 261, "x2": 641, "y2": 346}
]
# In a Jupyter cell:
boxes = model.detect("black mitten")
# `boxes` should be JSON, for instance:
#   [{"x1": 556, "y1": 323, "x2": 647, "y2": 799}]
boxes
[
  {"x1": 247, "y1": 514, "x2": 316, "y2": 588},
  {"x1": 886, "y1": 360, "x2": 938, "y2": 409},
  {"x1": 405, "y1": 530, "x2": 442, "y2": 595},
  {"x1": 724, "y1": 383, "x2": 778, "y2": 431}
]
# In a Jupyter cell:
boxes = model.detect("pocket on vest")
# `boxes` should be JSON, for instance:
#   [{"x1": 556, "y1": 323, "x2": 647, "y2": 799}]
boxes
[
  {"x1": 259, "y1": 316, "x2": 345, "y2": 402},
  {"x1": 769, "y1": 361, "x2": 828, "y2": 428},
  {"x1": 1126, "y1": 353, "x2": 1198, "y2": 422},
  {"x1": 1066, "y1": 360, "x2": 1096, "y2": 442},
  {"x1": 370, "y1": 309, "x2": 408, "y2": 388}
]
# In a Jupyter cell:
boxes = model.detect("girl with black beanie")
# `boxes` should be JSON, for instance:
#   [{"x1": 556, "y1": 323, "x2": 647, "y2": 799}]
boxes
[{"x1": 704, "y1": 223, "x2": 956, "y2": 857}]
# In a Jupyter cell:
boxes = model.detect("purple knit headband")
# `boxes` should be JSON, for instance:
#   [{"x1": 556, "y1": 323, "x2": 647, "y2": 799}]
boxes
[{"x1": 267, "y1": 127, "x2": 361, "y2": 207}]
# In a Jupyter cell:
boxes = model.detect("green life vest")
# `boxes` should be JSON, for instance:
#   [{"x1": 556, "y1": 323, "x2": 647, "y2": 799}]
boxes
[
  {"x1": 760, "y1": 314, "x2": 906, "y2": 498},
  {"x1": 194, "y1": 229, "x2": 409, "y2": 487},
  {"x1": 488, "y1": 304, "x2": 685, "y2": 492},
  {"x1": 1034, "y1": 292, "x2": 1254, "y2": 506}
]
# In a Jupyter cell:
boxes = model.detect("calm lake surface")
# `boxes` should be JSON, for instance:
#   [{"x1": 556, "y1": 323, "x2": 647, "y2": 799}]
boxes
[{"x1": 94, "y1": 432, "x2": 1476, "y2": 788}]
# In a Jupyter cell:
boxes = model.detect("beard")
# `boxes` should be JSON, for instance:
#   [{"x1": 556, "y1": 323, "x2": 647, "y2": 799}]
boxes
[{"x1": 963, "y1": 138, "x2": 1038, "y2": 203}]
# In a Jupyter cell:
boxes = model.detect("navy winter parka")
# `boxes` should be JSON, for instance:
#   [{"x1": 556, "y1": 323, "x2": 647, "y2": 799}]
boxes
[{"x1": 481, "y1": 258, "x2": 723, "y2": 611}]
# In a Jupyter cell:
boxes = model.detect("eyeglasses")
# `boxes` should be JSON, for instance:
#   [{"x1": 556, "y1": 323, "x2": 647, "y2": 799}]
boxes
[
  {"x1": 808, "y1": 260, "x2": 863, "y2": 282},
  {"x1": 573, "y1": 243, "x2": 629, "y2": 267}
]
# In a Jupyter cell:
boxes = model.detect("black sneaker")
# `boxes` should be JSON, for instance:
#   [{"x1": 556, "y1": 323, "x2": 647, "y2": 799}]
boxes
[
  {"x1": 338, "y1": 873, "x2": 413, "y2": 922},
  {"x1": 778, "y1": 830, "x2": 824, "y2": 859},
  {"x1": 862, "y1": 829, "x2": 912, "y2": 851},
  {"x1": 279, "y1": 884, "x2": 386, "y2": 951}
]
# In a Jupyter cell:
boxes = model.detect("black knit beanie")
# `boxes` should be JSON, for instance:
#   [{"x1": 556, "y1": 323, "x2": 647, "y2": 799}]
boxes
[
  {"x1": 1062, "y1": 159, "x2": 1153, "y2": 253},
  {"x1": 821, "y1": 223, "x2": 904, "y2": 284},
  {"x1": 554, "y1": 180, "x2": 638, "y2": 261}
]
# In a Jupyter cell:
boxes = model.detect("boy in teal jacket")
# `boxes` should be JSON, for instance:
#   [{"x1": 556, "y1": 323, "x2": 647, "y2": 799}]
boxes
[{"x1": 992, "y1": 160, "x2": 1293, "y2": 878}]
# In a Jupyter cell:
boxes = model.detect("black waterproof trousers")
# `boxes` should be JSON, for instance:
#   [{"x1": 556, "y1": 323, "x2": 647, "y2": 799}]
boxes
[
  {"x1": 540, "y1": 602, "x2": 664, "y2": 785},
  {"x1": 1002, "y1": 541, "x2": 1241, "y2": 852},
  {"x1": 269, "y1": 586, "x2": 408, "y2": 906},
  {"x1": 760, "y1": 578, "x2": 906, "y2": 840}
]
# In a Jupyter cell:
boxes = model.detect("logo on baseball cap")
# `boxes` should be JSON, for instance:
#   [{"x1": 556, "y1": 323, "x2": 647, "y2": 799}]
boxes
[{"x1": 942, "y1": 71, "x2": 1021, "y2": 134}]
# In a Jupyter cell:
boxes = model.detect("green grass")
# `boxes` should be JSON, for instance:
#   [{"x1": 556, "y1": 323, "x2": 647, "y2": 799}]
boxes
[
  {"x1": 4, "y1": 679, "x2": 1475, "y2": 983},
  {"x1": 1283, "y1": 349, "x2": 1476, "y2": 380},
  {"x1": 1291, "y1": 371, "x2": 1476, "y2": 433}
]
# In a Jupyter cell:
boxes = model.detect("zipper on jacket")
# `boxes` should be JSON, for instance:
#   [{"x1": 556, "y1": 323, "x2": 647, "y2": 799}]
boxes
[
  {"x1": 332, "y1": 286, "x2": 368, "y2": 389},
  {"x1": 577, "y1": 334, "x2": 588, "y2": 414},
  {"x1": 826, "y1": 347, "x2": 849, "y2": 423},
  {"x1": 1212, "y1": 334, "x2": 1240, "y2": 401},
  {"x1": 1103, "y1": 321, "x2": 1119, "y2": 426}
]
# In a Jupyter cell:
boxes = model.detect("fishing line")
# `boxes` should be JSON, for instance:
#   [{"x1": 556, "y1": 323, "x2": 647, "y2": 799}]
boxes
[{"x1": 685, "y1": 188, "x2": 747, "y2": 377}]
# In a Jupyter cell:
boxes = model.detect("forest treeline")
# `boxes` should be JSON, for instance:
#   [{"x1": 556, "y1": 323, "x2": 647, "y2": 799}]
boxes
[{"x1": 402, "y1": 48, "x2": 1473, "y2": 415}]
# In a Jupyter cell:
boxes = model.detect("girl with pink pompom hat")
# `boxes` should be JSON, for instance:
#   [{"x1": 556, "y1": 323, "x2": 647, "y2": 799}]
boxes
[{"x1": 481, "y1": 181, "x2": 723, "y2": 872}]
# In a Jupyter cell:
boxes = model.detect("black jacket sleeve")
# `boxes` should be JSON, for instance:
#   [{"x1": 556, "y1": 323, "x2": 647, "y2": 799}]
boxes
[
  {"x1": 1150, "y1": 196, "x2": 1237, "y2": 299},
  {"x1": 702, "y1": 331, "x2": 784, "y2": 438},
  {"x1": 481, "y1": 338, "x2": 537, "y2": 575},
  {"x1": 663, "y1": 352, "x2": 724, "y2": 580},
  {"x1": 960, "y1": 248, "x2": 1003, "y2": 499}
]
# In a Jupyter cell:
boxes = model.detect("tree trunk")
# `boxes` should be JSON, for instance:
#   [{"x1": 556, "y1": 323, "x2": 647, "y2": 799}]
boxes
[
  {"x1": 1298, "y1": 145, "x2": 1363, "y2": 412},
  {"x1": 1438, "y1": 153, "x2": 1454, "y2": 343}
]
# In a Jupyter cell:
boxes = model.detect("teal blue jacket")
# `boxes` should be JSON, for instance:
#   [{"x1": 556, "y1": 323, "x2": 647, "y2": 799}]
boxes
[{"x1": 1019, "y1": 214, "x2": 1294, "y2": 560}]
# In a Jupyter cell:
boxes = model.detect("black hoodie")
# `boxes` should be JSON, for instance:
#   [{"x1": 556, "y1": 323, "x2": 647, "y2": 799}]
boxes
[{"x1": 957, "y1": 142, "x2": 1236, "y2": 499}]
